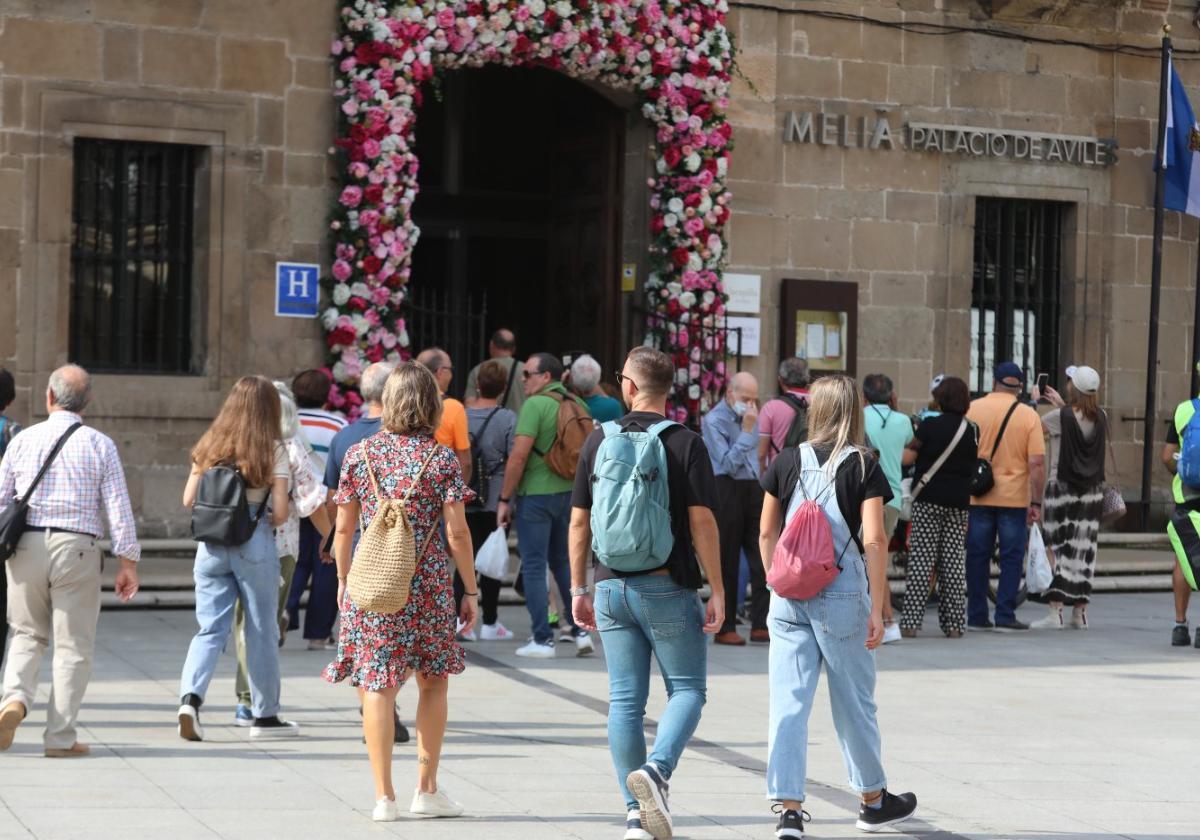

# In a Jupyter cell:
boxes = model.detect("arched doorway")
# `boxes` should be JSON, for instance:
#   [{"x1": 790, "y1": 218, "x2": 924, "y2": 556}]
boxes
[{"x1": 409, "y1": 67, "x2": 625, "y2": 392}]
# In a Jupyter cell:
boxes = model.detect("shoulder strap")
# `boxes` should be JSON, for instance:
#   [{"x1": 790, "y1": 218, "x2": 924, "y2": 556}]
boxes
[
  {"x1": 989, "y1": 399, "x2": 1021, "y2": 461},
  {"x1": 19, "y1": 423, "x2": 82, "y2": 506},
  {"x1": 779, "y1": 393, "x2": 804, "y2": 412},
  {"x1": 912, "y1": 418, "x2": 968, "y2": 499},
  {"x1": 499, "y1": 359, "x2": 517, "y2": 408},
  {"x1": 870, "y1": 405, "x2": 891, "y2": 428},
  {"x1": 647, "y1": 419, "x2": 679, "y2": 439},
  {"x1": 472, "y1": 407, "x2": 501, "y2": 449}
]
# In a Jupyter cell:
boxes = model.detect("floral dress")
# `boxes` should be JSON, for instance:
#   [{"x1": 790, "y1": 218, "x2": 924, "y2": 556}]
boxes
[{"x1": 323, "y1": 432, "x2": 474, "y2": 691}]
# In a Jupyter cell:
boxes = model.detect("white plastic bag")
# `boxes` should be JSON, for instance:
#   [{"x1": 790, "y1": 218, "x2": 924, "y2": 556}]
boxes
[
  {"x1": 1025, "y1": 524, "x2": 1053, "y2": 594},
  {"x1": 474, "y1": 527, "x2": 511, "y2": 580}
]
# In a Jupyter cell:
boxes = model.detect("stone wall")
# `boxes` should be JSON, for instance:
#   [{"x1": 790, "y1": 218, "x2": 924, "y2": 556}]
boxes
[
  {"x1": 725, "y1": 0, "x2": 1200, "y2": 507},
  {"x1": 0, "y1": 1, "x2": 337, "y2": 535}
]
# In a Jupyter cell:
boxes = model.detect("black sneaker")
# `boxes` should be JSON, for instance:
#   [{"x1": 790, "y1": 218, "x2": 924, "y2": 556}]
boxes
[
  {"x1": 1193, "y1": 628, "x2": 1200, "y2": 649},
  {"x1": 1176, "y1": 625, "x2": 1192, "y2": 647},
  {"x1": 774, "y1": 804, "x2": 811, "y2": 838},
  {"x1": 855, "y1": 790, "x2": 917, "y2": 832},
  {"x1": 249, "y1": 716, "x2": 300, "y2": 739},
  {"x1": 394, "y1": 716, "x2": 411, "y2": 744},
  {"x1": 626, "y1": 763, "x2": 671, "y2": 839},
  {"x1": 966, "y1": 620, "x2": 994, "y2": 632},
  {"x1": 993, "y1": 619, "x2": 1030, "y2": 633}
]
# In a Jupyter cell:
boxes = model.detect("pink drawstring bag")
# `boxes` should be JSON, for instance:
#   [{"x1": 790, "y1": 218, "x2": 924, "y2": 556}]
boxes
[{"x1": 767, "y1": 485, "x2": 840, "y2": 601}]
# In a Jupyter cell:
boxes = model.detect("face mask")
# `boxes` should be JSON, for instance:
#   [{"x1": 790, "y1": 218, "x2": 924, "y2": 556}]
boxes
[{"x1": 733, "y1": 401, "x2": 749, "y2": 417}]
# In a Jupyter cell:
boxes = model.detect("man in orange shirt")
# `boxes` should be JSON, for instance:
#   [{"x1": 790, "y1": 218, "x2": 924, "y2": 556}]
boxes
[
  {"x1": 965, "y1": 362, "x2": 1045, "y2": 632},
  {"x1": 417, "y1": 347, "x2": 472, "y2": 484}
]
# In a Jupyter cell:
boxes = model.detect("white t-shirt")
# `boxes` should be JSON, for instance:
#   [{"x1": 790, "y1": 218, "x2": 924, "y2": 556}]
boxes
[{"x1": 245, "y1": 444, "x2": 291, "y2": 505}]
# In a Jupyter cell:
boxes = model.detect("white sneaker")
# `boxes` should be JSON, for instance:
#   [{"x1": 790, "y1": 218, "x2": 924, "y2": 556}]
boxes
[
  {"x1": 558, "y1": 627, "x2": 577, "y2": 642},
  {"x1": 307, "y1": 639, "x2": 329, "y2": 651},
  {"x1": 1069, "y1": 606, "x2": 1088, "y2": 630},
  {"x1": 372, "y1": 797, "x2": 399, "y2": 822},
  {"x1": 515, "y1": 640, "x2": 556, "y2": 659},
  {"x1": 881, "y1": 623, "x2": 902, "y2": 645},
  {"x1": 624, "y1": 809, "x2": 654, "y2": 840},
  {"x1": 410, "y1": 787, "x2": 465, "y2": 818},
  {"x1": 574, "y1": 632, "x2": 595, "y2": 657},
  {"x1": 479, "y1": 622, "x2": 513, "y2": 641},
  {"x1": 1031, "y1": 609, "x2": 1064, "y2": 631},
  {"x1": 456, "y1": 619, "x2": 477, "y2": 642},
  {"x1": 177, "y1": 705, "x2": 203, "y2": 742}
]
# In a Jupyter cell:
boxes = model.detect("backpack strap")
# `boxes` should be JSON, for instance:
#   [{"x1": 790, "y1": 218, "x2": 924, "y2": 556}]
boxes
[
  {"x1": 401, "y1": 444, "x2": 441, "y2": 504},
  {"x1": 646, "y1": 419, "x2": 679, "y2": 439},
  {"x1": 600, "y1": 420, "x2": 622, "y2": 439}
]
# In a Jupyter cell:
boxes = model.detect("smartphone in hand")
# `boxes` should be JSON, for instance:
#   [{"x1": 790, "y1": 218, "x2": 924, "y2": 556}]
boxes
[{"x1": 1034, "y1": 372, "x2": 1049, "y2": 401}]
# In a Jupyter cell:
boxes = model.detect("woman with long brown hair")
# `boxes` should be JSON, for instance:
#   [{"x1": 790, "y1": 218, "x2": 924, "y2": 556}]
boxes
[
  {"x1": 178, "y1": 376, "x2": 298, "y2": 741},
  {"x1": 324, "y1": 362, "x2": 477, "y2": 822},
  {"x1": 759, "y1": 374, "x2": 917, "y2": 836},
  {"x1": 1032, "y1": 366, "x2": 1107, "y2": 630}
]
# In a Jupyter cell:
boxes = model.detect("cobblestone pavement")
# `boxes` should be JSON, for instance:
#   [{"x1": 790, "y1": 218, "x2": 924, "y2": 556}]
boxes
[{"x1": 0, "y1": 593, "x2": 1192, "y2": 839}]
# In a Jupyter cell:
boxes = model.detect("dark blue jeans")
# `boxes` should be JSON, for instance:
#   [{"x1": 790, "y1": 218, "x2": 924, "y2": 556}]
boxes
[
  {"x1": 966, "y1": 506, "x2": 1028, "y2": 626},
  {"x1": 286, "y1": 519, "x2": 339, "y2": 640},
  {"x1": 515, "y1": 491, "x2": 579, "y2": 645}
]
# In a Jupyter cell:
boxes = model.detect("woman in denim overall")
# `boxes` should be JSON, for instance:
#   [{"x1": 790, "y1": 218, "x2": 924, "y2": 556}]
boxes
[{"x1": 758, "y1": 375, "x2": 918, "y2": 836}]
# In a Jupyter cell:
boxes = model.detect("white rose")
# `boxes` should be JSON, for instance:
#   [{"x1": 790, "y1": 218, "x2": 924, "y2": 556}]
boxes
[
  {"x1": 667, "y1": 197, "x2": 684, "y2": 214},
  {"x1": 698, "y1": 196, "x2": 712, "y2": 214},
  {"x1": 687, "y1": 253, "x2": 702, "y2": 272},
  {"x1": 554, "y1": 0, "x2": 571, "y2": 16},
  {"x1": 656, "y1": 158, "x2": 667, "y2": 175},
  {"x1": 666, "y1": 281, "x2": 683, "y2": 295},
  {"x1": 529, "y1": 0, "x2": 545, "y2": 15},
  {"x1": 352, "y1": 314, "x2": 370, "y2": 336},
  {"x1": 321, "y1": 307, "x2": 340, "y2": 329},
  {"x1": 663, "y1": 213, "x2": 678, "y2": 228},
  {"x1": 350, "y1": 282, "x2": 370, "y2": 298},
  {"x1": 678, "y1": 291, "x2": 696, "y2": 308},
  {"x1": 331, "y1": 284, "x2": 351, "y2": 306},
  {"x1": 710, "y1": 240, "x2": 723, "y2": 258},
  {"x1": 685, "y1": 153, "x2": 701, "y2": 173},
  {"x1": 716, "y1": 157, "x2": 728, "y2": 178},
  {"x1": 332, "y1": 361, "x2": 348, "y2": 381},
  {"x1": 702, "y1": 291, "x2": 715, "y2": 305},
  {"x1": 675, "y1": 367, "x2": 689, "y2": 385},
  {"x1": 688, "y1": 384, "x2": 701, "y2": 400}
]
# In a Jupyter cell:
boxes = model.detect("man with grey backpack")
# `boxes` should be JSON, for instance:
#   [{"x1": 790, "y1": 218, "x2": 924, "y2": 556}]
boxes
[{"x1": 568, "y1": 347, "x2": 723, "y2": 840}]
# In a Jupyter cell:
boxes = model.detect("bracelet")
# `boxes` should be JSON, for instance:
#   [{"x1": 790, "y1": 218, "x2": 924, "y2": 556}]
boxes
[
  {"x1": 1030, "y1": 502, "x2": 1042, "y2": 508},
  {"x1": 463, "y1": 590, "x2": 478, "y2": 597},
  {"x1": 499, "y1": 496, "x2": 511, "y2": 504}
]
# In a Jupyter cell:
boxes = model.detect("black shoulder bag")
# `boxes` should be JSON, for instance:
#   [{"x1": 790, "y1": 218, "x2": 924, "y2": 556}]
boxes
[
  {"x1": 0, "y1": 423, "x2": 83, "y2": 562},
  {"x1": 969, "y1": 400, "x2": 1020, "y2": 497},
  {"x1": 467, "y1": 407, "x2": 502, "y2": 509}
]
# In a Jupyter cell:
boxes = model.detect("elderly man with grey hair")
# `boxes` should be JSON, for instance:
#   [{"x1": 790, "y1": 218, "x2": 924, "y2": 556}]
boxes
[
  {"x1": 0, "y1": 364, "x2": 140, "y2": 757},
  {"x1": 758, "y1": 357, "x2": 812, "y2": 475},
  {"x1": 701, "y1": 371, "x2": 769, "y2": 646},
  {"x1": 569, "y1": 354, "x2": 623, "y2": 424}
]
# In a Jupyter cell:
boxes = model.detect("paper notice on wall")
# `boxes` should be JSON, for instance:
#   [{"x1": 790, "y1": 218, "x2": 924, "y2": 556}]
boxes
[
  {"x1": 723, "y1": 273, "x2": 761, "y2": 313},
  {"x1": 825, "y1": 328, "x2": 840, "y2": 358},
  {"x1": 726, "y1": 316, "x2": 761, "y2": 356},
  {"x1": 805, "y1": 323, "x2": 825, "y2": 360}
]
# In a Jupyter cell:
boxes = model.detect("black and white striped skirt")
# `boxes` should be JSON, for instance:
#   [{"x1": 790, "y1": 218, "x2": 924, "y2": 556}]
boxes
[{"x1": 1039, "y1": 479, "x2": 1103, "y2": 605}]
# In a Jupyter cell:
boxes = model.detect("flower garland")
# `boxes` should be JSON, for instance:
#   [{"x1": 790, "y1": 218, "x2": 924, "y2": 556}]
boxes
[{"x1": 327, "y1": 0, "x2": 734, "y2": 421}]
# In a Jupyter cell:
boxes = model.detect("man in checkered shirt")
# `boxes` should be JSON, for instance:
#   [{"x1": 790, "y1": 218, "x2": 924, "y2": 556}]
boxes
[{"x1": 0, "y1": 365, "x2": 140, "y2": 757}]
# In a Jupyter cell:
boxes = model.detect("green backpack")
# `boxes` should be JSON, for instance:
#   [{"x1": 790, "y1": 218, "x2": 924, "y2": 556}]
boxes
[{"x1": 589, "y1": 419, "x2": 677, "y2": 572}]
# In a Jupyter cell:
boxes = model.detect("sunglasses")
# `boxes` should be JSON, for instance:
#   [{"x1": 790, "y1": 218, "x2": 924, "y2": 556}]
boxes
[
  {"x1": 615, "y1": 371, "x2": 640, "y2": 390},
  {"x1": 522, "y1": 369, "x2": 544, "y2": 380}
]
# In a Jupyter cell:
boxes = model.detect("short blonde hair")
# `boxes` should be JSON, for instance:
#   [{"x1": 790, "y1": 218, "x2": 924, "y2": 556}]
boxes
[{"x1": 382, "y1": 361, "x2": 443, "y2": 436}]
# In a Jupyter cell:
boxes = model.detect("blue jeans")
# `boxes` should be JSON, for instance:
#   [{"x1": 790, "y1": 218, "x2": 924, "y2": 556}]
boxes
[
  {"x1": 595, "y1": 576, "x2": 708, "y2": 811},
  {"x1": 767, "y1": 554, "x2": 886, "y2": 802},
  {"x1": 285, "y1": 518, "x2": 339, "y2": 640},
  {"x1": 515, "y1": 491, "x2": 579, "y2": 645},
  {"x1": 965, "y1": 506, "x2": 1028, "y2": 626},
  {"x1": 180, "y1": 519, "x2": 282, "y2": 718}
]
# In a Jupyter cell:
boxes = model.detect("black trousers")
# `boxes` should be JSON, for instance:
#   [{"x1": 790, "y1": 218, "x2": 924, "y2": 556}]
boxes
[
  {"x1": 453, "y1": 509, "x2": 504, "y2": 626},
  {"x1": 716, "y1": 475, "x2": 767, "y2": 633}
]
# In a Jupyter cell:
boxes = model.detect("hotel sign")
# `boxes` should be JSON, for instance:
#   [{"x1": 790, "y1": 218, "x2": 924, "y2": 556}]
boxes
[{"x1": 782, "y1": 111, "x2": 1114, "y2": 167}]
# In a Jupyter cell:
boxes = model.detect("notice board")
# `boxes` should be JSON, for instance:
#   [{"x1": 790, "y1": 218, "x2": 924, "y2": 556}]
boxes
[{"x1": 779, "y1": 279, "x2": 858, "y2": 378}]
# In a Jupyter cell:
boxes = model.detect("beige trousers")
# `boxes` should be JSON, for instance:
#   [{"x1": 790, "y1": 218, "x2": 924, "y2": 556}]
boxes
[{"x1": 2, "y1": 531, "x2": 102, "y2": 749}]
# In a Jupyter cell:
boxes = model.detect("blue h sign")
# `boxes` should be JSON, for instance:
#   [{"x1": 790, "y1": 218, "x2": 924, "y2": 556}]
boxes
[{"x1": 275, "y1": 262, "x2": 321, "y2": 318}]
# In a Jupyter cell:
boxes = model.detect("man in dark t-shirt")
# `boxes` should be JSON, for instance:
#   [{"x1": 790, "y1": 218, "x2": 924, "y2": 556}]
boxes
[{"x1": 568, "y1": 347, "x2": 722, "y2": 840}]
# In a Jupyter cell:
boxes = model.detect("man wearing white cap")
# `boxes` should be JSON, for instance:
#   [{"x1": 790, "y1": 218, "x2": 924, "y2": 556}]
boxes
[
  {"x1": 1161, "y1": 364, "x2": 1200, "y2": 647},
  {"x1": 1031, "y1": 365, "x2": 1109, "y2": 630}
]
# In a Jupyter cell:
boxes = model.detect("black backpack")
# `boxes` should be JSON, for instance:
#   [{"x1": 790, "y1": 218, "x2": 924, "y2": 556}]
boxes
[
  {"x1": 770, "y1": 393, "x2": 809, "y2": 453},
  {"x1": 467, "y1": 408, "x2": 503, "y2": 509},
  {"x1": 190, "y1": 464, "x2": 267, "y2": 546}
]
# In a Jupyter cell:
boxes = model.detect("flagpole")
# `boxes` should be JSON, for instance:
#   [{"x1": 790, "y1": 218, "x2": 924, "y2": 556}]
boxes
[{"x1": 1142, "y1": 26, "x2": 1173, "y2": 528}]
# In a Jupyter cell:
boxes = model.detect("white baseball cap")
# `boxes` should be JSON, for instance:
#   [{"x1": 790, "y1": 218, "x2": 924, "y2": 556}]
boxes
[
  {"x1": 929, "y1": 374, "x2": 945, "y2": 394},
  {"x1": 1065, "y1": 365, "x2": 1100, "y2": 395}
]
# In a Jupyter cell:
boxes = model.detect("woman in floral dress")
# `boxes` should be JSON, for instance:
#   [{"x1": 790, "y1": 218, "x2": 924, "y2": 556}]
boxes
[{"x1": 325, "y1": 362, "x2": 478, "y2": 822}]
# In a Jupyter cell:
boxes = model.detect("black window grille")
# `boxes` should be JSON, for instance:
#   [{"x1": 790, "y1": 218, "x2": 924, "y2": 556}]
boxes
[
  {"x1": 70, "y1": 139, "x2": 202, "y2": 374},
  {"x1": 970, "y1": 198, "x2": 1067, "y2": 394}
]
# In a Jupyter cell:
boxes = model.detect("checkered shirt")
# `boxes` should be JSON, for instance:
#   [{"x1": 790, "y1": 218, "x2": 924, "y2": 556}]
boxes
[{"x1": 0, "y1": 411, "x2": 142, "y2": 562}]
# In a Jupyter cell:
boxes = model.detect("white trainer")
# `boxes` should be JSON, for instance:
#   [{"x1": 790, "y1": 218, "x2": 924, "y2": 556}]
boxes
[
  {"x1": 480, "y1": 622, "x2": 513, "y2": 641},
  {"x1": 515, "y1": 640, "x2": 556, "y2": 659},
  {"x1": 624, "y1": 809, "x2": 654, "y2": 840},
  {"x1": 372, "y1": 797, "x2": 399, "y2": 822},
  {"x1": 881, "y1": 623, "x2": 902, "y2": 645},
  {"x1": 456, "y1": 619, "x2": 477, "y2": 642},
  {"x1": 177, "y1": 705, "x2": 203, "y2": 742},
  {"x1": 410, "y1": 787, "x2": 465, "y2": 818},
  {"x1": 574, "y1": 632, "x2": 595, "y2": 657},
  {"x1": 1031, "y1": 609, "x2": 1064, "y2": 630}
]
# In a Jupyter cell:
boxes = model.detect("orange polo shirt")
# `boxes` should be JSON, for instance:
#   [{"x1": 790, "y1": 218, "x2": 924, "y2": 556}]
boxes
[{"x1": 436, "y1": 396, "x2": 470, "y2": 452}]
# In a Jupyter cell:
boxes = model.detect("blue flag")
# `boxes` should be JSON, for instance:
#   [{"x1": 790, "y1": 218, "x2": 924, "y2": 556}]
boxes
[{"x1": 1163, "y1": 58, "x2": 1200, "y2": 217}]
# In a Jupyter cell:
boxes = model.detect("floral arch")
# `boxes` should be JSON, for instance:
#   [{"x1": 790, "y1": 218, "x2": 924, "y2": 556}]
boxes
[{"x1": 324, "y1": 0, "x2": 734, "y2": 421}]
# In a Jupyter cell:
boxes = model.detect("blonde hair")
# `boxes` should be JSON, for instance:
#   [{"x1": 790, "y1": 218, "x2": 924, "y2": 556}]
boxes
[
  {"x1": 382, "y1": 361, "x2": 443, "y2": 436},
  {"x1": 1068, "y1": 383, "x2": 1101, "y2": 423},
  {"x1": 191, "y1": 376, "x2": 282, "y2": 487},
  {"x1": 806, "y1": 374, "x2": 867, "y2": 469}
]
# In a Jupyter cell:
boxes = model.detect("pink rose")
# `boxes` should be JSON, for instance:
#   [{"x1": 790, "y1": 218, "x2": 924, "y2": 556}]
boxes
[
  {"x1": 684, "y1": 217, "x2": 705, "y2": 236},
  {"x1": 339, "y1": 185, "x2": 363, "y2": 208},
  {"x1": 362, "y1": 139, "x2": 382, "y2": 159},
  {"x1": 341, "y1": 99, "x2": 358, "y2": 117},
  {"x1": 436, "y1": 8, "x2": 455, "y2": 28},
  {"x1": 332, "y1": 260, "x2": 352, "y2": 281},
  {"x1": 372, "y1": 287, "x2": 391, "y2": 306}
]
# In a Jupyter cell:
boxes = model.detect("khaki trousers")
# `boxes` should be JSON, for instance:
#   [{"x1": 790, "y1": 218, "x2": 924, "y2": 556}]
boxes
[{"x1": 2, "y1": 531, "x2": 102, "y2": 749}]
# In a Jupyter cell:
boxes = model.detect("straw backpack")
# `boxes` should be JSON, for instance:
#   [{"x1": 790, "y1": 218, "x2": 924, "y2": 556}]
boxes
[{"x1": 346, "y1": 444, "x2": 440, "y2": 614}]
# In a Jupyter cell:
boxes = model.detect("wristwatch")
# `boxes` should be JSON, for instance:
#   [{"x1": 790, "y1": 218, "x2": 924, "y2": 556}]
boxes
[
  {"x1": 499, "y1": 496, "x2": 512, "y2": 504},
  {"x1": 570, "y1": 585, "x2": 591, "y2": 597}
]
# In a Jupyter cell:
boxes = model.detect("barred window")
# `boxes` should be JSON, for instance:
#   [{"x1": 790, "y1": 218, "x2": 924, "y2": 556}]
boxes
[
  {"x1": 69, "y1": 139, "x2": 202, "y2": 374},
  {"x1": 970, "y1": 198, "x2": 1067, "y2": 393}
]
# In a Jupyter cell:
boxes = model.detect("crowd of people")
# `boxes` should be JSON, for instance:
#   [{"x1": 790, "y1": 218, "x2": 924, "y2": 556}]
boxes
[{"x1": 0, "y1": 338, "x2": 1197, "y2": 840}]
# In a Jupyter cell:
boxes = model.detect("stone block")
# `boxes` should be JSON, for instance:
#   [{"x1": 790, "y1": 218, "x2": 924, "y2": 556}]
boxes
[
  {"x1": 858, "y1": 307, "x2": 933, "y2": 360},
  {"x1": 255, "y1": 97, "x2": 285, "y2": 147},
  {"x1": 787, "y1": 15, "x2": 861, "y2": 59},
  {"x1": 1011, "y1": 74, "x2": 1066, "y2": 115},
  {"x1": 778, "y1": 185, "x2": 817, "y2": 218},
  {"x1": 1107, "y1": 234, "x2": 1138, "y2": 285},
  {"x1": 1111, "y1": 150, "x2": 1154, "y2": 208},
  {"x1": 902, "y1": 30, "x2": 946, "y2": 67},
  {"x1": 0, "y1": 171, "x2": 22, "y2": 229},
  {"x1": 861, "y1": 21, "x2": 903, "y2": 65},
  {"x1": 777, "y1": 56, "x2": 841, "y2": 100},
  {"x1": 1067, "y1": 78, "x2": 1111, "y2": 120},
  {"x1": 913, "y1": 223, "x2": 944, "y2": 272},
  {"x1": 841, "y1": 61, "x2": 888, "y2": 103},
  {"x1": 1026, "y1": 47, "x2": 1100, "y2": 78},
  {"x1": 730, "y1": 6, "x2": 780, "y2": 55},
  {"x1": 293, "y1": 58, "x2": 333, "y2": 91},
  {"x1": 887, "y1": 65, "x2": 936, "y2": 106},
  {"x1": 102, "y1": 26, "x2": 139, "y2": 84},
  {"x1": 0, "y1": 268, "x2": 14, "y2": 359},
  {"x1": 93, "y1": 0, "x2": 204, "y2": 27},
  {"x1": 728, "y1": 212, "x2": 776, "y2": 268},
  {"x1": 2, "y1": 80, "x2": 23, "y2": 130},
  {"x1": 0, "y1": 229, "x2": 20, "y2": 268},
  {"x1": 958, "y1": 33, "x2": 1028, "y2": 73},
  {"x1": 886, "y1": 191, "x2": 937, "y2": 223},
  {"x1": 285, "y1": 153, "x2": 329, "y2": 187},
  {"x1": 842, "y1": 148, "x2": 939, "y2": 193},
  {"x1": 1114, "y1": 118, "x2": 1152, "y2": 153},
  {"x1": 0, "y1": 18, "x2": 101, "y2": 80},
  {"x1": 262, "y1": 149, "x2": 284, "y2": 185},
  {"x1": 789, "y1": 218, "x2": 851, "y2": 271},
  {"x1": 220, "y1": 38, "x2": 291, "y2": 96},
  {"x1": 1115, "y1": 79, "x2": 1157, "y2": 120},
  {"x1": 871, "y1": 273, "x2": 926, "y2": 307},
  {"x1": 143, "y1": 30, "x2": 217, "y2": 89},
  {"x1": 949, "y1": 71, "x2": 1009, "y2": 111},
  {"x1": 288, "y1": 186, "x2": 332, "y2": 246},
  {"x1": 200, "y1": 0, "x2": 338, "y2": 58},
  {"x1": 816, "y1": 188, "x2": 885, "y2": 221},
  {"x1": 782, "y1": 141, "x2": 843, "y2": 188},
  {"x1": 285, "y1": 88, "x2": 335, "y2": 155},
  {"x1": 728, "y1": 180, "x2": 780, "y2": 216},
  {"x1": 851, "y1": 220, "x2": 915, "y2": 271},
  {"x1": 1116, "y1": 53, "x2": 1158, "y2": 84},
  {"x1": 728, "y1": 127, "x2": 783, "y2": 183},
  {"x1": 246, "y1": 185, "x2": 291, "y2": 252},
  {"x1": 731, "y1": 50, "x2": 777, "y2": 102}
]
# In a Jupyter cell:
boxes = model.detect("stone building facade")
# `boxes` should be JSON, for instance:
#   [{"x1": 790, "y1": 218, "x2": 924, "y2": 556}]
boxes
[{"x1": 0, "y1": 0, "x2": 1196, "y2": 534}]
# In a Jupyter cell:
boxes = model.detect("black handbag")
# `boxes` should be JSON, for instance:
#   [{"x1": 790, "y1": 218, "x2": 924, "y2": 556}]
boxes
[
  {"x1": 0, "y1": 423, "x2": 83, "y2": 561},
  {"x1": 970, "y1": 400, "x2": 1020, "y2": 497}
]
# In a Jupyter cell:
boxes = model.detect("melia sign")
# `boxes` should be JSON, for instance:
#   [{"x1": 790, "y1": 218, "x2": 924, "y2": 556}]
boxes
[{"x1": 782, "y1": 110, "x2": 1115, "y2": 168}]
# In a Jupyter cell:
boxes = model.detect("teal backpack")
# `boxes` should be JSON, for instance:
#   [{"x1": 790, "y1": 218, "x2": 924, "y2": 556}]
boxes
[{"x1": 589, "y1": 419, "x2": 677, "y2": 572}]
